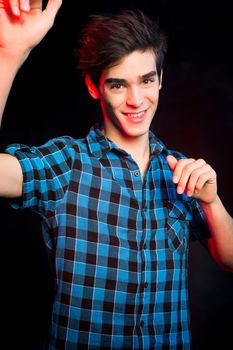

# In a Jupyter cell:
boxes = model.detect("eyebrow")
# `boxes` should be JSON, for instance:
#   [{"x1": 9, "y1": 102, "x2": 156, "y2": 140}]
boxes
[
  {"x1": 105, "y1": 70, "x2": 157, "y2": 85},
  {"x1": 141, "y1": 70, "x2": 157, "y2": 80}
]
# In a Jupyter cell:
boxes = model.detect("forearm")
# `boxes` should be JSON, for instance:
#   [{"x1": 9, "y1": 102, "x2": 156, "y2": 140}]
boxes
[
  {"x1": 201, "y1": 196, "x2": 233, "y2": 269},
  {"x1": 0, "y1": 48, "x2": 29, "y2": 126}
]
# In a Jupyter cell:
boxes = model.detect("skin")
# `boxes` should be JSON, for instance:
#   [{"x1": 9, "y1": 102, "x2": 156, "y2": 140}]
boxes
[
  {"x1": 0, "y1": 0, "x2": 233, "y2": 268},
  {"x1": 99, "y1": 51, "x2": 161, "y2": 145},
  {"x1": 86, "y1": 50, "x2": 162, "y2": 177},
  {"x1": 0, "y1": 0, "x2": 62, "y2": 197}
]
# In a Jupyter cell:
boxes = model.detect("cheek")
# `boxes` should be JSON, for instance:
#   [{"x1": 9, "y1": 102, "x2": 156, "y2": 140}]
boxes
[
  {"x1": 147, "y1": 89, "x2": 159, "y2": 102},
  {"x1": 105, "y1": 93, "x2": 126, "y2": 110}
]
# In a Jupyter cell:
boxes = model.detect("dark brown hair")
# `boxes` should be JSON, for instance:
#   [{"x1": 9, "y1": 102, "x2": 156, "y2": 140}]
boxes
[{"x1": 77, "y1": 10, "x2": 167, "y2": 86}]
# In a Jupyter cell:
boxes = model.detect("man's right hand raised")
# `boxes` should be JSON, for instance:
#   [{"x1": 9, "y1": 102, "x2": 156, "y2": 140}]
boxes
[
  {"x1": 0, "y1": 1, "x2": 63, "y2": 198},
  {"x1": 0, "y1": 0, "x2": 63, "y2": 58}
]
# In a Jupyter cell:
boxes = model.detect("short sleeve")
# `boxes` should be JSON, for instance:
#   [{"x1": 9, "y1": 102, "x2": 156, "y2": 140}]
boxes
[
  {"x1": 189, "y1": 198, "x2": 210, "y2": 241},
  {"x1": 5, "y1": 137, "x2": 75, "y2": 215}
]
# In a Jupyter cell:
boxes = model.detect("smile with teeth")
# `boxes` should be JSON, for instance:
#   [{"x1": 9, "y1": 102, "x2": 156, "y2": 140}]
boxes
[{"x1": 124, "y1": 110, "x2": 147, "y2": 121}]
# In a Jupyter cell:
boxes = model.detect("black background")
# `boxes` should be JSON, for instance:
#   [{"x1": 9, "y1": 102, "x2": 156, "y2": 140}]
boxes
[{"x1": 1, "y1": 1, "x2": 233, "y2": 349}]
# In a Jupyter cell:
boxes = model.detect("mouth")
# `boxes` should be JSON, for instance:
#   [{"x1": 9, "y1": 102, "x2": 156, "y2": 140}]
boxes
[{"x1": 123, "y1": 109, "x2": 147, "y2": 123}]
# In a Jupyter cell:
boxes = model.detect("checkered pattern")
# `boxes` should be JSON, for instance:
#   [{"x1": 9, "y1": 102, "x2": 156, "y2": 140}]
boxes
[{"x1": 6, "y1": 124, "x2": 209, "y2": 349}]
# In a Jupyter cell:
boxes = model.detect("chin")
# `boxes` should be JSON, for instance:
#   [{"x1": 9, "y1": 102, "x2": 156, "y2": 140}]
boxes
[{"x1": 123, "y1": 128, "x2": 149, "y2": 138}]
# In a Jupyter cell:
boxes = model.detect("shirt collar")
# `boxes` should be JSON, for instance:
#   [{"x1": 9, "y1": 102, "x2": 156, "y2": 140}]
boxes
[
  {"x1": 86, "y1": 123, "x2": 166, "y2": 159},
  {"x1": 148, "y1": 130, "x2": 165, "y2": 157}
]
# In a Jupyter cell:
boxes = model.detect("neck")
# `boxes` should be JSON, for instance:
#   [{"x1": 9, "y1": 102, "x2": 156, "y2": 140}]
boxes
[{"x1": 126, "y1": 136, "x2": 150, "y2": 164}]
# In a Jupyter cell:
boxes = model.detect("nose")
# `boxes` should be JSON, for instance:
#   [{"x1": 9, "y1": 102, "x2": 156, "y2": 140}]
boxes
[{"x1": 126, "y1": 86, "x2": 143, "y2": 107}]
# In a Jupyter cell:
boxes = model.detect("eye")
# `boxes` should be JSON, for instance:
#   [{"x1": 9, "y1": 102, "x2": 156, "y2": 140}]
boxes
[
  {"x1": 142, "y1": 78, "x2": 155, "y2": 85},
  {"x1": 109, "y1": 83, "x2": 125, "y2": 90}
]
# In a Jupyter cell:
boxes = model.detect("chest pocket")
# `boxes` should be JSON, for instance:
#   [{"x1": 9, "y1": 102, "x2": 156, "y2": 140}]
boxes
[{"x1": 166, "y1": 200, "x2": 192, "y2": 255}]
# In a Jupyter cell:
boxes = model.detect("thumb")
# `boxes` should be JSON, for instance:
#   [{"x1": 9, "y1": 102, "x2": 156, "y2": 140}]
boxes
[
  {"x1": 166, "y1": 155, "x2": 178, "y2": 171},
  {"x1": 43, "y1": 0, "x2": 63, "y2": 23}
]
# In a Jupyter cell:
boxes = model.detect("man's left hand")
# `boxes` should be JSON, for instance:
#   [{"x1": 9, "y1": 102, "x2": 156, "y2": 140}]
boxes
[{"x1": 167, "y1": 155, "x2": 217, "y2": 204}]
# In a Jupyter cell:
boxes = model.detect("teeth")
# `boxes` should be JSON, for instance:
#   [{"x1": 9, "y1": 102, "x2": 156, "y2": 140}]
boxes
[{"x1": 127, "y1": 111, "x2": 144, "y2": 117}]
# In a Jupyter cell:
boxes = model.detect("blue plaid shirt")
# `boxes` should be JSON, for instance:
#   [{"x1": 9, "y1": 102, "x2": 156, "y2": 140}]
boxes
[{"x1": 6, "y1": 123, "x2": 209, "y2": 349}]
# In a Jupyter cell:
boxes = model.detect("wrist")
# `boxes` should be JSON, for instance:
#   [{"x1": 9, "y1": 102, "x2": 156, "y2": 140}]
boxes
[
  {"x1": 0, "y1": 46, "x2": 31, "y2": 69},
  {"x1": 199, "y1": 195, "x2": 221, "y2": 210}
]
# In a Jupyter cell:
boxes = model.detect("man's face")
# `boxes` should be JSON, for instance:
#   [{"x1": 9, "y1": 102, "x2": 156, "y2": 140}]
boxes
[{"x1": 98, "y1": 50, "x2": 162, "y2": 143}]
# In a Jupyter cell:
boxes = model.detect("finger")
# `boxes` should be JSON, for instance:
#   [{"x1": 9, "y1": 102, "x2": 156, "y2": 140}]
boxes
[
  {"x1": 44, "y1": 0, "x2": 63, "y2": 14},
  {"x1": 1, "y1": 0, "x2": 29, "y2": 16},
  {"x1": 11, "y1": 0, "x2": 29, "y2": 15},
  {"x1": 19, "y1": 0, "x2": 30, "y2": 12},
  {"x1": 29, "y1": 0, "x2": 42, "y2": 10},
  {"x1": 176, "y1": 158, "x2": 206, "y2": 194},
  {"x1": 0, "y1": 0, "x2": 19, "y2": 16},
  {"x1": 194, "y1": 168, "x2": 216, "y2": 194},
  {"x1": 42, "y1": 0, "x2": 62, "y2": 24},
  {"x1": 166, "y1": 155, "x2": 178, "y2": 171},
  {"x1": 184, "y1": 163, "x2": 212, "y2": 197},
  {"x1": 170, "y1": 157, "x2": 195, "y2": 184},
  {"x1": 0, "y1": 0, "x2": 10, "y2": 8}
]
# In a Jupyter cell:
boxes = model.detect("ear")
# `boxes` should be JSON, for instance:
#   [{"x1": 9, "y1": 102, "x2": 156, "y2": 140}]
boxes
[
  {"x1": 85, "y1": 75, "x2": 100, "y2": 99},
  {"x1": 159, "y1": 69, "x2": 163, "y2": 90}
]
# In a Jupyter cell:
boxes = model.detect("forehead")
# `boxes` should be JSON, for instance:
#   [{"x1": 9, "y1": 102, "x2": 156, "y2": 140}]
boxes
[{"x1": 103, "y1": 50, "x2": 157, "y2": 80}]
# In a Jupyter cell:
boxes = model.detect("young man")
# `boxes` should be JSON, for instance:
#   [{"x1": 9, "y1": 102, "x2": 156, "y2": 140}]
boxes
[{"x1": 0, "y1": 1, "x2": 233, "y2": 349}]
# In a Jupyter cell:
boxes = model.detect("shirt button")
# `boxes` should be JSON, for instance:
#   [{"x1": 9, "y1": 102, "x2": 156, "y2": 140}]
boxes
[
  {"x1": 134, "y1": 170, "x2": 140, "y2": 177},
  {"x1": 140, "y1": 320, "x2": 144, "y2": 327},
  {"x1": 143, "y1": 243, "x2": 147, "y2": 250},
  {"x1": 144, "y1": 282, "x2": 148, "y2": 288}
]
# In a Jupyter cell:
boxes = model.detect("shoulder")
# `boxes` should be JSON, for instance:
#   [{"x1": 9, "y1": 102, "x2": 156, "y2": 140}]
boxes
[
  {"x1": 36, "y1": 136, "x2": 85, "y2": 153},
  {"x1": 6, "y1": 135, "x2": 87, "y2": 158},
  {"x1": 149, "y1": 132, "x2": 187, "y2": 161},
  {"x1": 165, "y1": 148, "x2": 187, "y2": 161}
]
